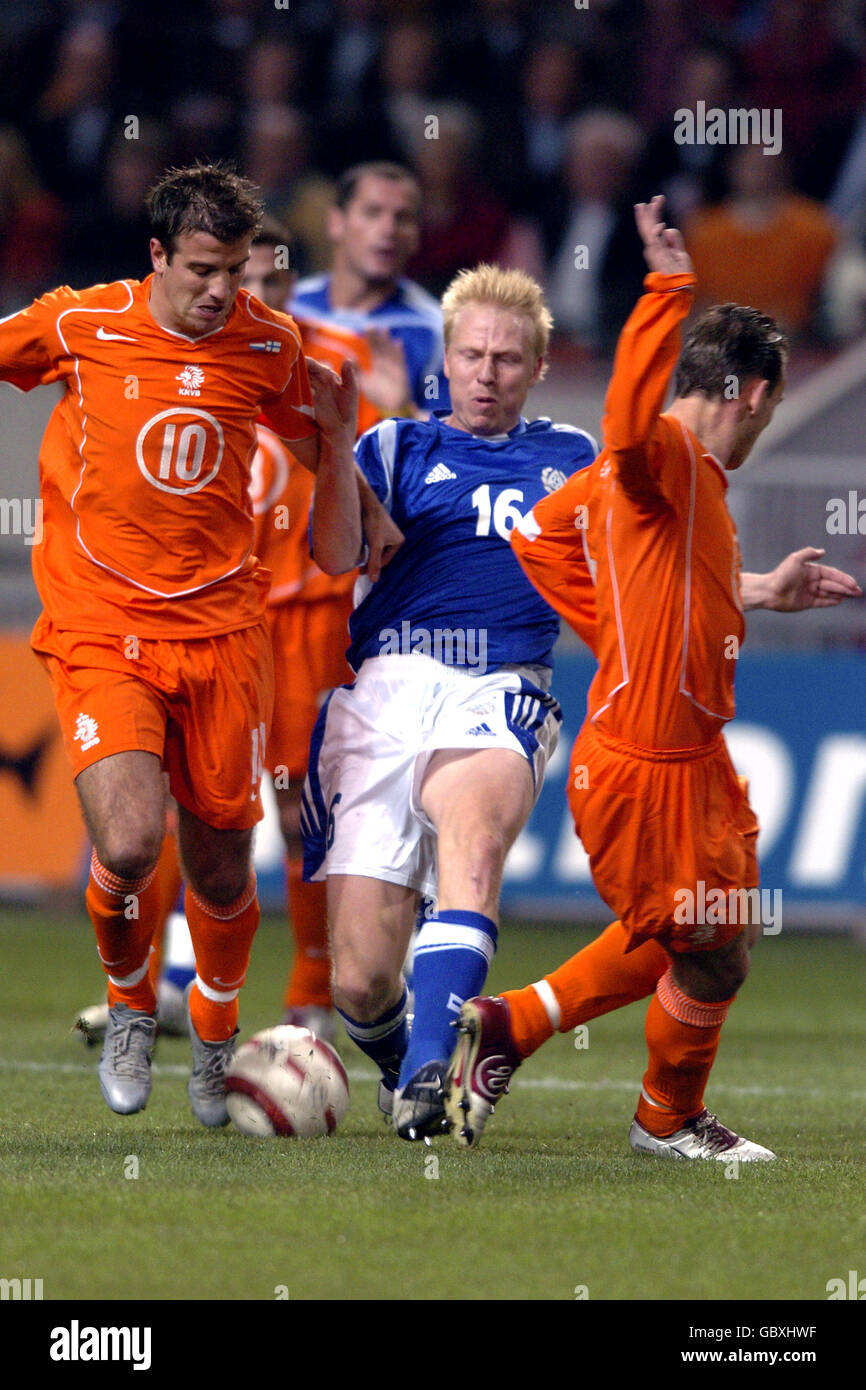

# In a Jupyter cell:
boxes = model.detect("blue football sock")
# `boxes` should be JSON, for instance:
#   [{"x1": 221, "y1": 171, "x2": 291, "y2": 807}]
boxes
[
  {"x1": 337, "y1": 985, "x2": 411, "y2": 1090},
  {"x1": 398, "y1": 910, "x2": 497, "y2": 1086}
]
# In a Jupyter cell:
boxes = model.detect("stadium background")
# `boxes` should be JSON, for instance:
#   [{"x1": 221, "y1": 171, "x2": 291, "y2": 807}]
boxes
[{"x1": 0, "y1": 0, "x2": 864, "y2": 926}]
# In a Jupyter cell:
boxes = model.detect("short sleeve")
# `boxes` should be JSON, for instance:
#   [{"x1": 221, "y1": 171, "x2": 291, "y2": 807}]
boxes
[{"x1": 0, "y1": 288, "x2": 73, "y2": 392}]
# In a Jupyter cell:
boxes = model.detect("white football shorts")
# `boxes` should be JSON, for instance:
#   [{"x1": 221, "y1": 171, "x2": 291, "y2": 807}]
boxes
[{"x1": 300, "y1": 653, "x2": 561, "y2": 894}]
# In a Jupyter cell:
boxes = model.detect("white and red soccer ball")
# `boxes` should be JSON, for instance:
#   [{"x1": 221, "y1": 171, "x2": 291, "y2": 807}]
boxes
[{"x1": 225, "y1": 1024, "x2": 350, "y2": 1137}]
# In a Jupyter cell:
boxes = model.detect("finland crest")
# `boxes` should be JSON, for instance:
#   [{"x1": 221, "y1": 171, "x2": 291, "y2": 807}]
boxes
[{"x1": 541, "y1": 466, "x2": 567, "y2": 493}]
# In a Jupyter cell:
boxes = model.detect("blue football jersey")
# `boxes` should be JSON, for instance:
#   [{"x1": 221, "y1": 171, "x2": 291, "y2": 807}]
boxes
[
  {"x1": 348, "y1": 411, "x2": 598, "y2": 672},
  {"x1": 290, "y1": 274, "x2": 450, "y2": 412}
]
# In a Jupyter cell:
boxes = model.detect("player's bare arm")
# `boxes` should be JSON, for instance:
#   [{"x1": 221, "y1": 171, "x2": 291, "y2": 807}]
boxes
[
  {"x1": 309, "y1": 357, "x2": 363, "y2": 574},
  {"x1": 356, "y1": 471, "x2": 404, "y2": 583},
  {"x1": 741, "y1": 548, "x2": 862, "y2": 612}
]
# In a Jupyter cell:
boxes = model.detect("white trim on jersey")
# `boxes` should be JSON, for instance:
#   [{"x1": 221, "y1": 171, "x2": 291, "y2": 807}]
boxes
[
  {"x1": 591, "y1": 478, "x2": 630, "y2": 722},
  {"x1": 374, "y1": 417, "x2": 398, "y2": 512},
  {"x1": 676, "y1": 419, "x2": 730, "y2": 722}
]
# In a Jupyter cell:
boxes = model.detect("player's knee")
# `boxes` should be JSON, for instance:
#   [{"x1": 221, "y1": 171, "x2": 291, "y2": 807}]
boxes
[
  {"x1": 674, "y1": 936, "x2": 751, "y2": 1001},
  {"x1": 332, "y1": 966, "x2": 396, "y2": 1023},
  {"x1": 185, "y1": 860, "x2": 250, "y2": 906},
  {"x1": 96, "y1": 828, "x2": 163, "y2": 883}
]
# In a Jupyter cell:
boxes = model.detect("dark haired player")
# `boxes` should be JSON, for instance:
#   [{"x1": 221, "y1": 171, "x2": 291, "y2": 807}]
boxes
[
  {"x1": 291, "y1": 161, "x2": 449, "y2": 417},
  {"x1": 443, "y1": 197, "x2": 861, "y2": 1159},
  {"x1": 0, "y1": 164, "x2": 360, "y2": 1125}
]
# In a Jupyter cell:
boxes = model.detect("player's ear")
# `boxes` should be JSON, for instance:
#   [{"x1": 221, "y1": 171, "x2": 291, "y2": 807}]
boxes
[
  {"x1": 150, "y1": 238, "x2": 168, "y2": 274},
  {"x1": 744, "y1": 377, "x2": 769, "y2": 417}
]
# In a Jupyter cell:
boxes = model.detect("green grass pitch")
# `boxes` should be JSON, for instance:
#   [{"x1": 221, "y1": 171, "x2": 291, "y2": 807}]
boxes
[{"x1": 0, "y1": 907, "x2": 864, "y2": 1302}]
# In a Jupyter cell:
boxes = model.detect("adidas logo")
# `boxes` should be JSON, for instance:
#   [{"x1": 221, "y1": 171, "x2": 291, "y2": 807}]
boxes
[
  {"x1": 425, "y1": 463, "x2": 457, "y2": 484},
  {"x1": 466, "y1": 722, "x2": 493, "y2": 736}
]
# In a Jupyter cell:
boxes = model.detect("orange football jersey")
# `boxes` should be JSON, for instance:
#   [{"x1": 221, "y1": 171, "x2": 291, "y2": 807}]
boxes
[
  {"x1": 514, "y1": 271, "x2": 744, "y2": 750},
  {"x1": 0, "y1": 277, "x2": 317, "y2": 638}
]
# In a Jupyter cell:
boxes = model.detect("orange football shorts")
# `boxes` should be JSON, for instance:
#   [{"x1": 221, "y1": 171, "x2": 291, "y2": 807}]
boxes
[
  {"x1": 265, "y1": 593, "x2": 353, "y2": 780},
  {"x1": 568, "y1": 721, "x2": 760, "y2": 954},
  {"x1": 32, "y1": 616, "x2": 274, "y2": 830}
]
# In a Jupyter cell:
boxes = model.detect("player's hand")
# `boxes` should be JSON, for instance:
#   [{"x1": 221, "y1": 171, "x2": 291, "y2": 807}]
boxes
[
  {"x1": 358, "y1": 329, "x2": 414, "y2": 417},
  {"x1": 358, "y1": 484, "x2": 404, "y2": 582},
  {"x1": 635, "y1": 195, "x2": 693, "y2": 276},
  {"x1": 763, "y1": 547, "x2": 863, "y2": 611},
  {"x1": 307, "y1": 355, "x2": 359, "y2": 441}
]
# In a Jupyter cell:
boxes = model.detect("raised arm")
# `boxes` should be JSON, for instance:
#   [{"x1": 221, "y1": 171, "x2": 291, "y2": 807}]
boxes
[{"x1": 603, "y1": 198, "x2": 695, "y2": 498}]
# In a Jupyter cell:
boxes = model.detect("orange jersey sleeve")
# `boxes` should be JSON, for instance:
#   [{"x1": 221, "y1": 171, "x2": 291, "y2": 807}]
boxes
[
  {"x1": 0, "y1": 279, "x2": 317, "y2": 638},
  {"x1": 510, "y1": 463, "x2": 598, "y2": 655},
  {"x1": 250, "y1": 424, "x2": 355, "y2": 604},
  {"x1": 570, "y1": 273, "x2": 744, "y2": 749}
]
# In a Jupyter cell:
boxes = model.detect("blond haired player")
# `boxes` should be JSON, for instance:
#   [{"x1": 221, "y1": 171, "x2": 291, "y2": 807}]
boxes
[
  {"x1": 0, "y1": 164, "x2": 369, "y2": 1125},
  {"x1": 303, "y1": 263, "x2": 598, "y2": 1139},
  {"x1": 443, "y1": 197, "x2": 862, "y2": 1158}
]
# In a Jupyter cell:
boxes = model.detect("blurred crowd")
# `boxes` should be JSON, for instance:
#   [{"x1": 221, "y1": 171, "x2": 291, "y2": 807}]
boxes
[{"x1": 4, "y1": 0, "x2": 866, "y2": 350}]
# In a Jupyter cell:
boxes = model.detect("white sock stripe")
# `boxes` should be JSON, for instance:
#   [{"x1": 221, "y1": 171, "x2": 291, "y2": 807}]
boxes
[
  {"x1": 194, "y1": 975, "x2": 239, "y2": 1004},
  {"x1": 341, "y1": 1010, "x2": 407, "y2": 1042},
  {"x1": 532, "y1": 978, "x2": 561, "y2": 1029},
  {"x1": 414, "y1": 923, "x2": 496, "y2": 963},
  {"x1": 90, "y1": 853, "x2": 156, "y2": 898},
  {"x1": 108, "y1": 952, "x2": 152, "y2": 989}
]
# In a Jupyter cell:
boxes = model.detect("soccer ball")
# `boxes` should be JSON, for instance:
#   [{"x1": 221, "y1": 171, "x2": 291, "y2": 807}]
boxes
[{"x1": 225, "y1": 1025, "x2": 350, "y2": 1137}]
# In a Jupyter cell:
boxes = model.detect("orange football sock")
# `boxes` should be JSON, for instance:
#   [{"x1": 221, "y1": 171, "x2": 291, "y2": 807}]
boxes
[
  {"x1": 283, "y1": 859, "x2": 332, "y2": 1009},
  {"x1": 502, "y1": 920, "x2": 668, "y2": 1059},
  {"x1": 185, "y1": 877, "x2": 260, "y2": 1042},
  {"x1": 86, "y1": 850, "x2": 162, "y2": 1013},
  {"x1": 635, "y1": 968, "x2": 732, "y2": 1137},
  {"x1": 146, "y1": 831, "x2": 183, "y2": 987}
]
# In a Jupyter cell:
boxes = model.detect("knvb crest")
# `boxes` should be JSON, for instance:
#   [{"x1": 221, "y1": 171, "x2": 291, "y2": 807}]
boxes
[{"x1": 176, "y1": 365, "x2": 205, "y2": 397}]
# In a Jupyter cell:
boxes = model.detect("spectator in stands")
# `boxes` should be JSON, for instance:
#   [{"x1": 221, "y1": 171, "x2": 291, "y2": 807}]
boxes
[
  {"x1": 686, "y1": 144, "x2": 837, "y2": 338},
  {"x1": 0, "y1": 125, "x2": 63, "y2": 312},
  {"x1": 61, "y1": 127, "x2": 166, "y2": 288},
  {"x1": 30, "y1": 18, "x2": 119, "y2": 205},
  {"x1": 545, "y1": 109, "x2": 646, "y2": 353},
  {"x1": 635, "y1": 42, "x2": 740, "y2": 227},
  {"x1": 405, "y1": 103, "x2": 514, "y2": 298},
  {"x1": 241, "y1": 104, "x2": 335, "y2": 274}
]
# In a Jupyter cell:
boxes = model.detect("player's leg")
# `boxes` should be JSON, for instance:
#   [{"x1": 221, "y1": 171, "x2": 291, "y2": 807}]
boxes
[
  {"x1": 445, "y1": 920, "x2": 670, "y2": 1145},
  {"x1": 76, "y1": 750, "x2": 167, "y2": 1112},
  {"x1": 630, "y1": 922, "x2": 773, "y2": 1159},
  {"x1": 390, "y1": 747, "x2": 534, "y2": 1138},
  {"x1": 176, "y1": 806, "x2": 259, "y2": 1127},
  {"x1": 167, "y1": 622, "x2": 274, "y2": 1125},
  {"x1": 328, "y1": 872, "x2": 417, "y2": 1106}
]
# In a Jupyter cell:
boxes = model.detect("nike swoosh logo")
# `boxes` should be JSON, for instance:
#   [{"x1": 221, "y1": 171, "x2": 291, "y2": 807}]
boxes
[
  {"x1": 213, "y1": 975, "x2": 245, "y2": 989},
  {"x1": 96, "y1": 326, "x2": 136, "y2": 342}
]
